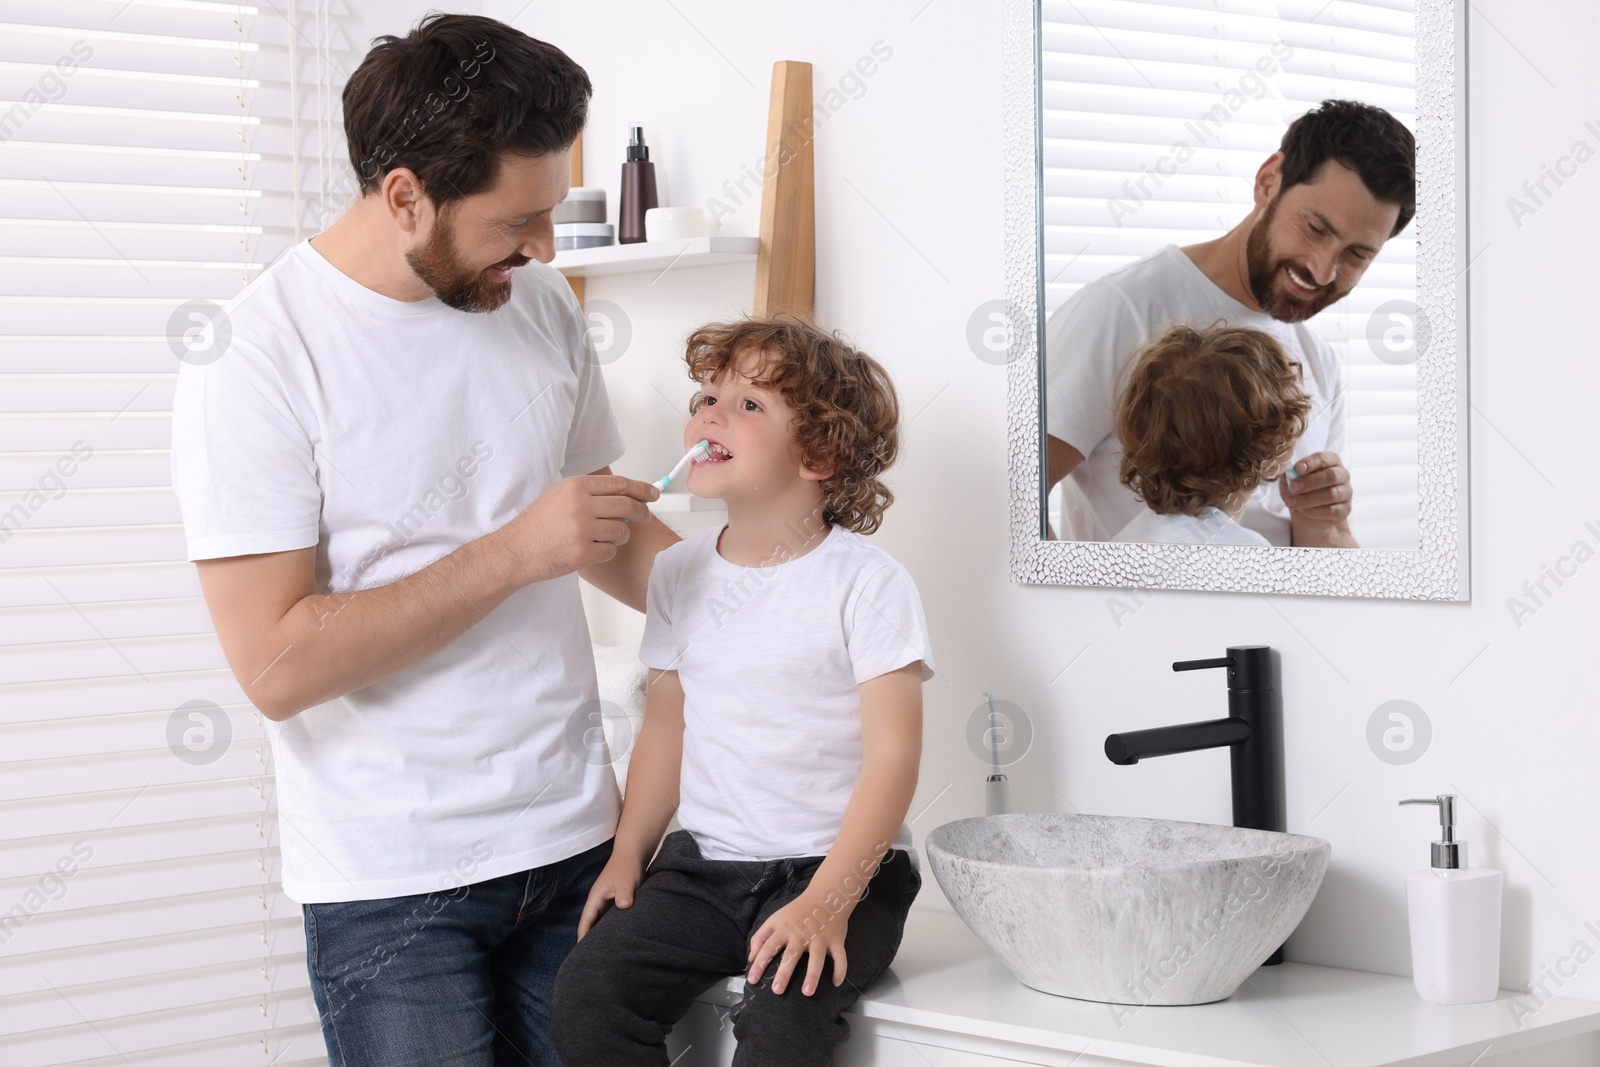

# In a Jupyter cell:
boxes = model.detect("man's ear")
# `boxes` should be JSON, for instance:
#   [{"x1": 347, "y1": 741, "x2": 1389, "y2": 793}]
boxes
[
  {"x1": 380, "y1": 167, "x2": 429, "y2": 235},
  {"x1": 1252, "y1": 151, "x2": 1284, "y2": 210}
]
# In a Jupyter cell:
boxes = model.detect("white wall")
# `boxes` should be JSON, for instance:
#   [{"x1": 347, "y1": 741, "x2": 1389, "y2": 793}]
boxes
[{"x1": 495, "y1": 0, "x2": 1600, "y2": 999}]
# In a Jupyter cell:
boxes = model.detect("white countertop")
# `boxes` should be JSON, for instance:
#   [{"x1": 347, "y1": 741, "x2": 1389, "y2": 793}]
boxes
[{"x1": 702, "y1": 908, "x2": 1600, "y2": 1067}]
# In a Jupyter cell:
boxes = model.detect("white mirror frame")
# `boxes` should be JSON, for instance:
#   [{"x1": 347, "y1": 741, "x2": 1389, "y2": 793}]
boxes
[{"x1": 1005, "y1": 0, "x2": 1470, "y2": 600}]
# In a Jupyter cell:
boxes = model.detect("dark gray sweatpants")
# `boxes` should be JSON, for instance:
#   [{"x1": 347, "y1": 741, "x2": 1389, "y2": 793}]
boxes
[{"x1": 551, "y1": 828, "x2": 921, "y2": 1067}]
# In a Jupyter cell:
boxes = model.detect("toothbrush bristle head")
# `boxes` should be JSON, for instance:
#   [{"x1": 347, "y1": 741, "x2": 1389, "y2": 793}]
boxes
[{"x1": 690, "y1": 439, "x2": 711, "y2": 458}]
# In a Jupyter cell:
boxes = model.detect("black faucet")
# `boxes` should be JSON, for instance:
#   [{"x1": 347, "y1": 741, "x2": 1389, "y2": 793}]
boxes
[{"x1": 1103, "y1": 645, "x2": 1288, "y2": 963}]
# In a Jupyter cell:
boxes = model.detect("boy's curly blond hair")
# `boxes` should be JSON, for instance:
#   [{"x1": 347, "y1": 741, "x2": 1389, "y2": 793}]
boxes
[{"x1": 683, "y1": 316, "x2": 900, "y2": 534}]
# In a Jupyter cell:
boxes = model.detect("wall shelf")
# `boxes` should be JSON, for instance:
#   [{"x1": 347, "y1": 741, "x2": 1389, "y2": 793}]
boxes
[
  {"x1": 552, "y1": 236, "x2": 760, "y2": 279},
  {"x1": 560, "y1": 59, "x2": 811, "y2": 311}
]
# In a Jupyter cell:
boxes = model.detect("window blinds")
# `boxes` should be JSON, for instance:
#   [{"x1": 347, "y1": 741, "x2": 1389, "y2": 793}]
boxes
[
  {"x1": 0, "y1": 2, "x2": 342, "y2": 1063},
  {"x1": 1040, "y1": 0, "x2": 1419, "y2": 550}
]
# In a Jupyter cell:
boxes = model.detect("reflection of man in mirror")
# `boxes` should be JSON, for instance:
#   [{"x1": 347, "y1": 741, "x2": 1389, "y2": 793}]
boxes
[{"x1": 1044, "y1": 99, "x2": 1415, "y2": 547}]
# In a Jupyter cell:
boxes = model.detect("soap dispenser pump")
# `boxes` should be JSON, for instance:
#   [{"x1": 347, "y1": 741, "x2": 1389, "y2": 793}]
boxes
[{"x1": 1399, "y1": 794, "x2": 1502, "y2": 1004}]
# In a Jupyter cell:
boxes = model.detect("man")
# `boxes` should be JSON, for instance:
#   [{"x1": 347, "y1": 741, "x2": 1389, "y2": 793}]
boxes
[
  {"x1": 169, "y1": 14, "x2": 676, "y2": 1065},
  {"x1": 1045, "y1": 99, "x2": 1416, "y2": 547}
]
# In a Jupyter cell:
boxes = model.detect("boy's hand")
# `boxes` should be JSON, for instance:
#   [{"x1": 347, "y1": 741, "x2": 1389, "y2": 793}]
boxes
[
  {"x1": 577, "y1": 855, "x2": 644, "y2": 940},
  {"x1": 747, "y1": 889, "x2": 852, "y2": 997}
]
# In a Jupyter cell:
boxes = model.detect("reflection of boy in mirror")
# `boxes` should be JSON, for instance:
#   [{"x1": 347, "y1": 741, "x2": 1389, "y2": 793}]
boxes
[
  {"x1": 1045, "y1": 99, "x2": 1415, "y2": 548},
  {"x1": 1111, "y1": 323, "x2": 1310, "y2": 547}
]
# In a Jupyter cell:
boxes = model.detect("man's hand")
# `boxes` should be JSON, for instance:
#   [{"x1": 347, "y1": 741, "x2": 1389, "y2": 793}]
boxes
[
  {"x1": 577, "y1": 466, "x2": 680, "y2": 613},
  {"x1": 499, "y1": 474, "x2": 659, "y2": 585},
  {"x1": 1281, "y1": 451, "x2": 1360, "y2": 548},
  {"x1": 747, "y1": 889, "x2": 852, "y2": 997},
  {"x1": 576, "y1": 855, "x2": 645, "y2": 940}
]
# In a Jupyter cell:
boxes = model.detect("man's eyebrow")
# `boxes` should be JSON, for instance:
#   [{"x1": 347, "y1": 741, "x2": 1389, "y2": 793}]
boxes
[
  {"x1": 498, "y1": 206, "x2": 555, "y2": 223},
  {"x1": 1306, "y1": 209, "x2": 1381, "y2": 256}
]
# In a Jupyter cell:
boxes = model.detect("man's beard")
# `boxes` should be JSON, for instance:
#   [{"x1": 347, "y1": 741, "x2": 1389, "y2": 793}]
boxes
[
  {"x1": 1245, "y1": 198, "x2": 1344, "y2": 323},
  {"x1": 405, "y1": 210, "x2": 528, "y2": 313}
]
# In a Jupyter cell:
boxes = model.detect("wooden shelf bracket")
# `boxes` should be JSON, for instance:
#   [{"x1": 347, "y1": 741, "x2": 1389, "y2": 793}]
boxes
[{"x1": 753, "y1": 61, "x2": 816, "y2": 319}]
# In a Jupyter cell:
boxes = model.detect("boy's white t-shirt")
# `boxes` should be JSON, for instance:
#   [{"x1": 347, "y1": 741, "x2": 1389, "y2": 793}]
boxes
[
  {"x1": 170, "y1": 239, "x2": 627, "y2": 903},
  {"x1": 1045, "y1": 243, "x2": 1346, "y2": 545},
  {"x1": 1112, "y1": 506, "x2": 1273, "y2": 547},
  {"x1": 638, "y1": 523, "x2": 935, "y2": 870}
]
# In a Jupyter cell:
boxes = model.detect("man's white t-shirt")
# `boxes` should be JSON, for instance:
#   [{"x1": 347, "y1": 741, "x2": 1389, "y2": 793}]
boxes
[
  {"x1": 1112, "y1": 506, "x2": 1272, "y2": 547},
  {"x1": 170, "y1": 240, "x2": 627, "y2": 903},
  {"x1": 1045, "y1": 243, "x2": 1346, "y2": 545},
  {"x1": 638, "y1": 523, "x2": 935, "y2": 870}
]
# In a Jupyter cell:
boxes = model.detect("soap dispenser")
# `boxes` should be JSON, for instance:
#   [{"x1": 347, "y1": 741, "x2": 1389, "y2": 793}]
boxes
[
  {"x1": 618, "y1": 125, "x2": 658, "y2": 245},
  {"x1": 1399, "y1": 795, "x2": 1502, "y2": 1004}
]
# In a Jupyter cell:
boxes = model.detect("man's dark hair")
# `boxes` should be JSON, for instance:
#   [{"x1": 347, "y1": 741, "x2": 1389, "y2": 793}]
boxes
[
  {"x1": 1277, "y1": 99, "x2": 1415, "y2": 237},
  {"x1": 343, "y1": 13, "x2": 590, "y2": 206}
]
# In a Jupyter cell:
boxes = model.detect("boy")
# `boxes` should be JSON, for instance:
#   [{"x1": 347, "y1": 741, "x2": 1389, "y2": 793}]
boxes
[
  {"x1": 1112, "y1": 321, "x2": 1312, "y2": 547},
  {"x1": 552, "y1": 317, "x2": 934, "y2": 1065}
]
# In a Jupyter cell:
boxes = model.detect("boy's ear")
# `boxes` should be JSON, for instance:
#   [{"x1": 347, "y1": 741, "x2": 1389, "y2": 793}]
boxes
[{"x1": 798, "y1": 461, "x2": 834, "y2": 482}]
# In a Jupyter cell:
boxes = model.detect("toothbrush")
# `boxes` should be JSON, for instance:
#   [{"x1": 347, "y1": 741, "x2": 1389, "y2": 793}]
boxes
[
  {"x1": 654, "y1": 440, "x2": 711, "y2": 491},
  {"x1": 983, "y1": 691, "x2": 1012, "y2": 816}
]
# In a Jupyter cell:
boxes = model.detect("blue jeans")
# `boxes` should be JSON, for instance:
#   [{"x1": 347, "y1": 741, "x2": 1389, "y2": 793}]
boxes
[{"x1": 303, "y1": 837, "x2": 613, "y2": 1067}]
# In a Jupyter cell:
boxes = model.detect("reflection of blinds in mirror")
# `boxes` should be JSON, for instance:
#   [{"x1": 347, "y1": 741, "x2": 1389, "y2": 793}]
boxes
[
  {"x1": 1039, "y1": 0, "x2": 1418, "y2": 550},
  {"x1": 0, "y1": 3, "x2": 344, "y2": 1062}
]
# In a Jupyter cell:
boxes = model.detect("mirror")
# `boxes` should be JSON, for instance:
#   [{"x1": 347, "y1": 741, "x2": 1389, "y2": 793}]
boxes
[{"x1": 1005, "y1": 0, "x2": 1468, "y2": 599}]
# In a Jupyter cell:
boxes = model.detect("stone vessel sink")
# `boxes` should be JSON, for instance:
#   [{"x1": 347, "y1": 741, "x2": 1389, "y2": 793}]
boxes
[{"x1": 925, "y1": 813, "x2": 1331, "y2": 1005}]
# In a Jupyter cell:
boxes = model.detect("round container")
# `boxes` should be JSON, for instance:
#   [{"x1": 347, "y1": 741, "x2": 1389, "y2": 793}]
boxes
[
  {"x1": 644, "y1": 206, "x2": 707, "y2": 243},
  {"x1": 553, "y1": 187, "x2": 606, "y2": 225},
  {"x1": 554, "y1": 222, "x2": 613, "y2": 251}
]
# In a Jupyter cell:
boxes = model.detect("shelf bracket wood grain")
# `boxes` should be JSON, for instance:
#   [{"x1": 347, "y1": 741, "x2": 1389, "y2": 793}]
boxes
[
  {"x1": 754, "y1": 61, "x2": 816, "y2": 319},
  {"x1": 565, "y1": 132, "x2": 585, "y2": 306}
]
